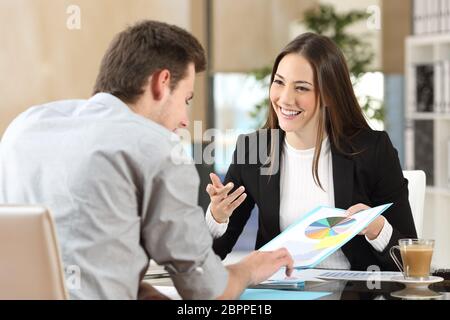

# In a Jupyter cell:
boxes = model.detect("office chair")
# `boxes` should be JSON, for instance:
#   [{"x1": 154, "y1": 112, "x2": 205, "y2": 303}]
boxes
[
  {"x1": 402, "y1": 170, "x2": 426, "y2": 238},
  {"x1": 0, "y1": 206, "x2": 68, "y2": 299}
]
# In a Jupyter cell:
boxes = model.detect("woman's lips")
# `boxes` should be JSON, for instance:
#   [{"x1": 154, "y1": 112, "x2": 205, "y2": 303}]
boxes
[{"x1": 279, "y1": 107, "x2": 303, "y2": 119}]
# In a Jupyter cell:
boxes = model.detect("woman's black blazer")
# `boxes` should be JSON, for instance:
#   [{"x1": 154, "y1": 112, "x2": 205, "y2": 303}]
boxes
[{"x1": 212, "y1": 128, "x2": 417, "y2": 271}]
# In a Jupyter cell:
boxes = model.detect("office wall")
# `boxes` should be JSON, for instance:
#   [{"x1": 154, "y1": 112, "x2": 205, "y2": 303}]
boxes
[
  {"x1": 212, "y1": 0, "x2": 317, "y2": 72},
  {"x1": 0, "y1": 0, "x2": 190, "y2": 135},
  {"x1": 0, "y1": 0, "x2": 323, "y2": 134},
  {"x1": 381, "y1": 0, "x2": 411, "y2": 74}
]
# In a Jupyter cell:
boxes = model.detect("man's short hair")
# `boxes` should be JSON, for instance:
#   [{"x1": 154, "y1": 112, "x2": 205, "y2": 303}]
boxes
[{"x1": 93, "y1": 20, "x2": 206, "y2": 103}]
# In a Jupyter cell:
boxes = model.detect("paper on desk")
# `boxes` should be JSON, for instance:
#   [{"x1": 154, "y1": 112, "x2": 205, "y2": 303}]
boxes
[
  {"x1": 316, "y1": 270, "x2": 403, "y2": 282},
  {"x1": 154, "y1": 286, "x2": 182, "y2": 300},
  {"x1": 263, "y1": 268, "x2": 328, "y2": 284},
  {"x1": 265, "y1": 268, "x2": 403, "y2": 284},
  {"x1": 153, "y1": 284, "x2": 332, "y2": 300},
  {"x1": 240, "y1": 289, "x2": 332, "y2": 300}
]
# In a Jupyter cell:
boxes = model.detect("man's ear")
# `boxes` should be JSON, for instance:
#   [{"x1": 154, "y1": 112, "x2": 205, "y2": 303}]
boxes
[{"x1": 150, "y1": 69, "x2": 171, "y2": 101}]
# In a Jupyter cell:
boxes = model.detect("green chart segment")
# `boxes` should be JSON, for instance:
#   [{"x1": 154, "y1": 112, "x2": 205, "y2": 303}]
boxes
[{"x1": 305, "y1": 217, "x2": 356, "y2": 240}]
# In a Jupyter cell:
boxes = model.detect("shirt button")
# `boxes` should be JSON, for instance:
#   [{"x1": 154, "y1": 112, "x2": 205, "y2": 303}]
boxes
[{"x1": 195, "y1": 267, "x2": 204, "y2": 274}]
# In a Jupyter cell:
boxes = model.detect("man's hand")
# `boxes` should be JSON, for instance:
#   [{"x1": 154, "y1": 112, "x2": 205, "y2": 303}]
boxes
[
  {"x1": 240, "y1": 248, "x2": 294, "y2": 285},
  {"x1": 217, "y1": 248, "x2": 294, "y2": 300},
  {"x1": 346, "y1": 203, "x2": 385, "y2": 240}
]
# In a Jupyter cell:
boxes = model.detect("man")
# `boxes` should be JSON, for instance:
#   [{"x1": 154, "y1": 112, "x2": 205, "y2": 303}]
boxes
[{"x1": 0, "y1": 20, "x2": 292, "y2": 299}]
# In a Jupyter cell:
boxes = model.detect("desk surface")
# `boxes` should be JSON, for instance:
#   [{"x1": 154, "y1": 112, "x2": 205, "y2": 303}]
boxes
[
  {"x1": 146, "y1": 256, "x2": 450, "y2": 300},
  {"x1": 302, "y1": 279, "x2": 450, "y2": 300},
  {"x1": 145, "y1": 277, "x2": 450, "y2": 300}
]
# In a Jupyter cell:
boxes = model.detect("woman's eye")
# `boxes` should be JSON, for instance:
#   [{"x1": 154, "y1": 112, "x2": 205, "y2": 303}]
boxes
[
  {"x1": 273, "y1": 79, "x2": 284, "y2": 85},
  {"x1": 296, "y1": 86, "x2": 310, "y2": 92}
]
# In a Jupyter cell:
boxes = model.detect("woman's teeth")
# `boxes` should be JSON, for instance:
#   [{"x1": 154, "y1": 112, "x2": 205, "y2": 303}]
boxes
[{"x1": 280, "y1": 107, "x2": 302, "y2": 117}]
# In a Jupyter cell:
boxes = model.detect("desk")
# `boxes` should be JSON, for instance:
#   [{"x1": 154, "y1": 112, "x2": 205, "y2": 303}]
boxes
[
  {"x1": 146, "y1": 256, "x2": 450, "y2": 300},
  {"x1": 144, "y1": 277, "x2": 450, "y2": 300},
  {"x1": 301, "y1": 279, "x2": 450, "y2": 300}
]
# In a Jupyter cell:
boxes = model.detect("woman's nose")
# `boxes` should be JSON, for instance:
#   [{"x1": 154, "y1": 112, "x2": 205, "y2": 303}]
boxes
[{"x1": 278, "y1": 86, "x2": 296, "y2": 107}]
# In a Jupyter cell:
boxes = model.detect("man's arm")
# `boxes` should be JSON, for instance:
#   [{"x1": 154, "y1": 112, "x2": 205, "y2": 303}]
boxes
[
  {"x1": 137, "y1": 250, "x2": 293, "y2": 300},
  {"x1": 216, "y1": 249, "x2": 294, "y2": 300},
  {"x1": 140, "y1": 144, "x2": 293, "y2": 299}
]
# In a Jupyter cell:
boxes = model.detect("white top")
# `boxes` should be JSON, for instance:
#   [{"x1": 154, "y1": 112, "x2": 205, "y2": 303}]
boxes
[{"x1": 206, "y1": 136, "x2": 393, "y2": 269}]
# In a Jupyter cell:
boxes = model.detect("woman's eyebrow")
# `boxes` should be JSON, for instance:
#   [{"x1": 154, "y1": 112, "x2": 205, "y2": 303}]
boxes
[{"x1": 275, "y1": 73, "x2": 312, "y2": 86}]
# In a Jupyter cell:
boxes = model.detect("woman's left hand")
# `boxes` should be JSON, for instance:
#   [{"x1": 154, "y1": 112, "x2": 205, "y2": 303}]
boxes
[{"x1": 346, "y1": 203, "x2": 385, "y2": 240}]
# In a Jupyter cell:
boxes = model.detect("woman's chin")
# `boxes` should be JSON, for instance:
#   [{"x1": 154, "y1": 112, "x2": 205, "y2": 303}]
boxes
[{"x1": 278, "y1": 120, "x2": 300, "y2": 133}]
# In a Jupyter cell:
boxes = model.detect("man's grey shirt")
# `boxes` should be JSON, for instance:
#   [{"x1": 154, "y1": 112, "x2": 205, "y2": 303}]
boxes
[{"x1": 0, "y1": 93, "x2": 228, "y2": 299}]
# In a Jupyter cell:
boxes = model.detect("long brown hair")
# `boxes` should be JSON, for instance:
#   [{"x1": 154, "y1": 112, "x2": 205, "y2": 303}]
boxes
[{"x1": 264, "y1": 32, "x2": 369, "y2": 189}]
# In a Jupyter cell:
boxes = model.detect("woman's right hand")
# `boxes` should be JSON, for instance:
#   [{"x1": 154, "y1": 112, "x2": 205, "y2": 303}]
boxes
[{"x1": 206, "y1": 173, "x2": 247, "y2": 224}]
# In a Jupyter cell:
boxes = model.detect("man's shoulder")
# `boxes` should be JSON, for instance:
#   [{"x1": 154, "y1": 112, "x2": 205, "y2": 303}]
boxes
[
  {"x1": 4, "y1": 96, "x2": 178, "y2": 160},
  {"x1": 1, "y1": 99, "x2": 86, "y2": 141},
  {"x1": 13, "y1": 99, "x2": 87, "y2": 122}
]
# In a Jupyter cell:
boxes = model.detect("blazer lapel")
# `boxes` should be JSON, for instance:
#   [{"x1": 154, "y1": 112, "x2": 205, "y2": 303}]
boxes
[
  {"x1": 258, "y1": 129, "x2": 284, "y2": 238},
  {"x1": 331, "y1": 143, "x2": 354, "y2": 210}
]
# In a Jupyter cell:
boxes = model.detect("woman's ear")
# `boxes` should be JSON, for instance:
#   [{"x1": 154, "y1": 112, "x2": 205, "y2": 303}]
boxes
[{"x1": 150, "y1": 69, "x2": 171, "y2": 101}]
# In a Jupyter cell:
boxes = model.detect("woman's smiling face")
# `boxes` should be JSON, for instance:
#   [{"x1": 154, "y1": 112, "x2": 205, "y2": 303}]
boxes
[{"x1": 270, "y1": 53, "x2": 321, "y2": 134}]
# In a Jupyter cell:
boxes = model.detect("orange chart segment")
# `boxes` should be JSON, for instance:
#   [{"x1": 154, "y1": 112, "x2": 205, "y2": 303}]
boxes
[{"x1": 305, "y1": 216, "x2": 356, "y2": 240}]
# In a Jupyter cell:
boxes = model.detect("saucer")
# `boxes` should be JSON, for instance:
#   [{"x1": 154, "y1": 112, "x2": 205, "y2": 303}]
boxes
[
  {"x1": 391, "y1": 275, "x2": 444, "y2": 288},
  {"x1": 391, "y1": 287, "x2": 443, "y2": 300}
]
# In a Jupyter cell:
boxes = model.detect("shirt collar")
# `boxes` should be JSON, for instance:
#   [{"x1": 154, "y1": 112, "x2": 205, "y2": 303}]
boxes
[
  {"x1": 89, "y1": 92, "x2": 131, "y2": 111},
  {"x1": 89, "y1": 92, "x2": 181, "y2": 142}
]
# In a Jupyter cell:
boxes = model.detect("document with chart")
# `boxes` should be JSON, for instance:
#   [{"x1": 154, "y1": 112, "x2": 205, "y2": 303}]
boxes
[{"x1": 259, "y1": 203, "x2": 393, "y2": 269}]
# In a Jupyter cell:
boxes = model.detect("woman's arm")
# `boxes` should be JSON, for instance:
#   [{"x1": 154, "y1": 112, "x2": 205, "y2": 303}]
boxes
[
  {"x1": 211, "y1": 134, "x2": 257, "y2": 260},
  {"x1": 369, "y1": 131, "x2": 417, "y2": 270}
]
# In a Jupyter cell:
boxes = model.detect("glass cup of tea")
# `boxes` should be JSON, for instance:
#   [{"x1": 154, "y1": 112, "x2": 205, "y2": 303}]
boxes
[{"x1": 389, "y1": 239, "x2": 435, "y2": 280}]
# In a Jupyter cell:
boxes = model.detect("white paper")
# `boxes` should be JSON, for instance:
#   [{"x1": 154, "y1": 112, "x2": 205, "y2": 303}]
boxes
[
  {"x1": 259, "y1": 204, "x2": 393, "y2": 268},
  {"x1": 264, "y1": 268, "x2": 328, "y2": 284},
  {"x1": 265, "y1": 268, "x2": 403, "y2": 284},
  {"x1": 153, "y1": 285, "x2": 182, "y2": 300},
  {"x1": 316, "y1": 270, "x2": 403, "y2": 282}
]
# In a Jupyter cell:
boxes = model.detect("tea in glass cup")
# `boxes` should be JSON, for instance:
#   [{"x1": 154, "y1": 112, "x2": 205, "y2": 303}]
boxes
[{"x1": 389, "y1": 239, "x2": 434, "y2": 280}]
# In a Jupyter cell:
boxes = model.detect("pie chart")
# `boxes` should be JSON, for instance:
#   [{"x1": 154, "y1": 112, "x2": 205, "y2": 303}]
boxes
[{"x1": 305, "y1": 216, "x2": 356, "y2": 240}]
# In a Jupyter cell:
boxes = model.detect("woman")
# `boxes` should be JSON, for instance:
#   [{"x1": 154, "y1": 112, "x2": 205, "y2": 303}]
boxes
[{"x1": 205, "y1": 33, "x2": 416, "y2": 271}]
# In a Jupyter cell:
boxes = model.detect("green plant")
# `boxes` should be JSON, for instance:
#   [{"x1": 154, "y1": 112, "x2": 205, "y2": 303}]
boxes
[{"x1": 249, "y1": 4, "x2": 384, "y2": 128}]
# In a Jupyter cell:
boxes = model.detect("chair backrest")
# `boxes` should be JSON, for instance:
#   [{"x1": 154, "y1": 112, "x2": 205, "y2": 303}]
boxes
[
  {"x1": 0, "y1": 206, "x2": 68, "y2": 299},
  {"x1": 402, "y1": 170, "x2": 426, "y2": 238}
]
